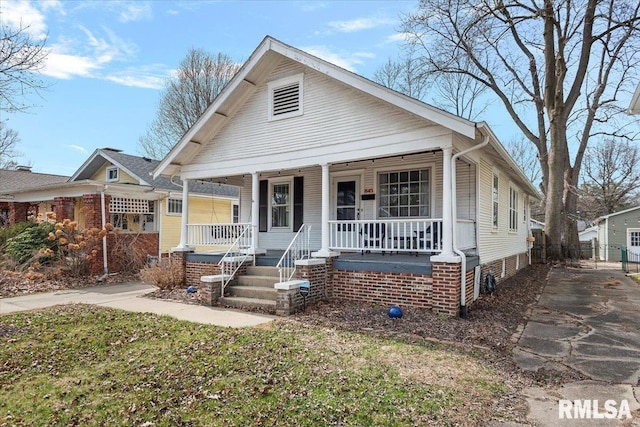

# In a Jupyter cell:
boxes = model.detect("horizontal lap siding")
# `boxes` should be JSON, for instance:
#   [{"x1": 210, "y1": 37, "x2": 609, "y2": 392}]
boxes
[
  {"x1": 194, "y1": 59, "x2": 432, "y2": 165},
  {"x1": 478, "y1": 157, "x2": 528, "y2": 264}
]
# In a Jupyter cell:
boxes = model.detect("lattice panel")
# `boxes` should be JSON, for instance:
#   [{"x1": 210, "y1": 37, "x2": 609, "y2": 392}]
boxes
[{"x1": 109, "y1": 197, "x2": 150, "y2": 214}]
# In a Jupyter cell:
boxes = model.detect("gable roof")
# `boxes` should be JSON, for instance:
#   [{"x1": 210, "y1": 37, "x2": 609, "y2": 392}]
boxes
[
  {"x1": 72, "y1": 148, "x2": 238, "y2": 197},
  {"x1": 154, "y1": 36, "x2": 478, "y2": 180},
  {"x1": 629, "y1": 82, "x2": 640, "y2": 114},
  {"x1": 595, "y1": 205, "x2": 640, "y2": 222},
  {"x1": 0, "y1": 168, "x2": 69, "y2": 195}
]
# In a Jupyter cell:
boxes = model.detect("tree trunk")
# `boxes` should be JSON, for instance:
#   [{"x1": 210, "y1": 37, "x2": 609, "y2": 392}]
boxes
[{"x1": 544, "y1": 123, "x2": 570, "y2": 260}]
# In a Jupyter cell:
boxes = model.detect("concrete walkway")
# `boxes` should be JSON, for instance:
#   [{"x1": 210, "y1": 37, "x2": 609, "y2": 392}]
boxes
[
  {"x1": 513, "y1": 267, "x2": 640, "y2": 426},
  {"x1": 0, "y1": 282, "x2": 275, "y2": 328}
]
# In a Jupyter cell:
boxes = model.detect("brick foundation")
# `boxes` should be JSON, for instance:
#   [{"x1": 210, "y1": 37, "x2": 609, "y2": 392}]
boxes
[
  {"x1": 276, "y1": 259, "x2": 329, "y2": 315},
  {"x1": 331, "y1": 269, "x2": 433, "y2": 309},
  {"x1": 480, "y1": 252, "x2": 529, "y2": 290}
]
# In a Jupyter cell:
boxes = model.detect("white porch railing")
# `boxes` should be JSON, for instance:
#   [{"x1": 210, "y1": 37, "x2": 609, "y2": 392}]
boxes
[
  {"x1": 217, "y1": 224, "x2": 254, "y2": 295},
  {"x1": 276, "y1": 224, "x2": 311, "y2": 283},
  {"x1": 328, "y1": 219, "x2": 477, "y2": 254},
  {"x1": 187, "y1": 223, "x2": 252, "y2": 247},
  {"x1": 329, "y1": 219, "x2": 445, "y2": 254}
]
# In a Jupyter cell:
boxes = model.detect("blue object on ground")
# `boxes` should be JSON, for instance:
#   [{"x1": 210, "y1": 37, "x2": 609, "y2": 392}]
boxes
[{"x1": 388, "y1": 305, "x2": 403, "y2": 318}]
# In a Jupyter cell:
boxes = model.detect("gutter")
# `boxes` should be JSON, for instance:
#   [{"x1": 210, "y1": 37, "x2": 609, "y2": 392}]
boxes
[{"x1": 452, "y1": 124, "x2": 490, "y2": 319}]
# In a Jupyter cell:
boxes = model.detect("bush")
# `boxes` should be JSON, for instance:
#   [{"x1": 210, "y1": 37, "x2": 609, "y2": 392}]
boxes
[
  {"x1": 0, "y1": 221, "x2": 39, "y2": 248},
  {"x1": 139, "y1": 258, "x2": 184, "y2": 290},
  {"x1": 4, "y1": 222, "x2": 56, "y2": 265}
]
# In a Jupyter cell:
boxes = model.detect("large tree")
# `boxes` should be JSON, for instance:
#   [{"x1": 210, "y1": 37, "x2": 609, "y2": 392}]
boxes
[
  {"x1": 0, "y1": 21, "x2": 49, "y2": 113},
  {"x1": 578, "y1": 138, "x2": 640, "y2": 221},
  {"x1": 140, "y1": 49, "x2": 241, "y2": 159},
  {"x1": 402, "y1": 0, "x2": 640, "y2": 259}
]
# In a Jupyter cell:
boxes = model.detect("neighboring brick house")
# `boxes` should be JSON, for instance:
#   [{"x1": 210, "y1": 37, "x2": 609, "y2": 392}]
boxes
[
  {"x1": 0, "y1": 148, "x2": 239, "y2": 273},
  {"x1": 153, "y1": 37, "x2": 540, "y2": 317}
]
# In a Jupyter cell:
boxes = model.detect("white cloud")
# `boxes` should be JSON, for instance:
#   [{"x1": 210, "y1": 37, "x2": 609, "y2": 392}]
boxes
[
  {"x1": 42, "y1": 51, "x2": 100, "y2": 79},
  {"x1": 104, "y1": 65, "x2": 171, "y2": 89},
  {"x1": 302, "y1": 45, "x2": 370, "y2": 72},
  {"x1": 1, "y1": 0, "x2": 52, "y2": 38},
  {"x1": 385, "y1": 32, "x2": 412, "y2": 43},
  {"x1": 66, "y1": 145, "x2": 87, "y2": 154},
  {"x1": 117, "y1": 1, "x2": 152, "y2": 23},
  {"x1": 328, "y1": 17, "x2": 395, "y2": 33}
]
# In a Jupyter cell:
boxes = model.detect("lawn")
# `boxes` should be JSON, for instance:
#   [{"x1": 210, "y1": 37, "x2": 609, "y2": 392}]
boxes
[{"x1": 0, "y1": 305, "x2": 510, "y2": 426}]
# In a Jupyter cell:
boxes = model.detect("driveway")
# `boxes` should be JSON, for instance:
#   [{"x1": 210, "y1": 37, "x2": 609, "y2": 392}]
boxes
[
  {"x1": 513, "y1": 267, "x2": 640, "y2": 426},
  {"x1": 0, "y1": 282, "x2": 275, "y2": 328}
]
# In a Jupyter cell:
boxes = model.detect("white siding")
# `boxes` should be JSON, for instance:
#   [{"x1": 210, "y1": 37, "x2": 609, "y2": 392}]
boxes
[
  {"x1": 477, "y1": 156, "x2": 528, "y2": 263},
  {"x1": 194, "y1": 59, "x2": 443, "y2": 168}
]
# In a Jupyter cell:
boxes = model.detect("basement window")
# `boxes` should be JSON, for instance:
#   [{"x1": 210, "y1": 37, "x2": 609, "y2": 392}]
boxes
[{"x1": 267, "y1": 74, "x2": 303, "y2": 121}]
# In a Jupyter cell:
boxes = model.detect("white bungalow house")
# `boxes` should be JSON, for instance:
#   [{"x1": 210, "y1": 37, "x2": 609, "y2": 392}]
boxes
[{"x1": 154, "y1": 36, "x2": 539, "y2": 317}]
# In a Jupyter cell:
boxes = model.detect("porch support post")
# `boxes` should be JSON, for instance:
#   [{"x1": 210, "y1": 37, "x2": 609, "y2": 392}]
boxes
[
  {"x1": 432, "y1": 146, "x2": 460, "y2": 264},
  {"x1": 177, "y1": 178, "x2": 190, "y2": 249},
  {"x1": 312, "y1": 163, "x2": 337, "y2": 258},
  {"x1": 251, "y1": 172, "x2": 261, "y2": 253}
]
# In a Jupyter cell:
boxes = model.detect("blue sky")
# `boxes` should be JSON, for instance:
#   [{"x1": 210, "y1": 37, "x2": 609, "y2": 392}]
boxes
[{"x1": 2, "y1": 0, "x2": 520, "y2": 176}]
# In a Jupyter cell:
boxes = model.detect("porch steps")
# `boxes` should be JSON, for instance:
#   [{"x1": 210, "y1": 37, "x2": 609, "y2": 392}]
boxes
[{"x1": 219, "y1": 266, "x2": 279, "y2": 313}]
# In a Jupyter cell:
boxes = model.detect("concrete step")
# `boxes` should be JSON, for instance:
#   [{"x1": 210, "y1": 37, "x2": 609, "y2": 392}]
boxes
[
  {"x1": 219, "y1": 296, "x2": 276, "y2": 313},
  {"x1": 227, "y1": 284, "x2": 277, "y2": 300},
  {"x1": 245, "y1": 265, "x2": 280, "y2": 277},
  {"x1": 237, "y1": 275, "x2": 278, "y2": 288}
]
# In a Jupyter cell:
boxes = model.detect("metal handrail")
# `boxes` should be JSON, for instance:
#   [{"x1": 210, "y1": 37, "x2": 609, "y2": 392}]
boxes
[
  {"x1": 218, "y1": 224, "x2": 254, "y2": 296},
  {"x1": 276, "y1": 224, "x2": 311, "y2": 283}
]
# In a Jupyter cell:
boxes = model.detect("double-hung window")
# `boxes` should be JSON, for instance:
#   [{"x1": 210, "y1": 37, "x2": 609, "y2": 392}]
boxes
[
  {"x1": 509, "y1": 186, "x2": 519, "y2": 232},
  {"x1": 106, "y1": 166, "x2": 119, "y2": 182},
  {"x1": 378, "y1": 169, "x2": 430, "y2": 218},
  {"x1": 271, "y1": 181, "x2": 291, "y2": 228},
  {"x1": 492, "y1": 173, "x2": 499, "y2": 229}
]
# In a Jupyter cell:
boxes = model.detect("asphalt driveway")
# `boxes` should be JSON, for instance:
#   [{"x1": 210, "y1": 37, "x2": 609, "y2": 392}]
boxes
[{"x1": 512, "y1": 266, "x2": 640, "y2": 426}]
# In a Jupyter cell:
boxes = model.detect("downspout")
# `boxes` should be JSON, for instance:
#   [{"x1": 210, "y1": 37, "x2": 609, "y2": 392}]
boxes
[
  {"x1": 452, "y1": 125, "x2": 490, "y2": 319},
  {"x1": 98, "y1": 190, "x2": 109, "y2": 281}
]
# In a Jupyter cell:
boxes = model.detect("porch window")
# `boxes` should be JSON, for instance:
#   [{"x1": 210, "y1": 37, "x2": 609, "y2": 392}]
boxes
[
  {"x1": 167, "y1": 198, "x2": 182, "y2": 215},
  {"x1": 492, "y1": 173, "x2": 499, "y2": 229},
  {"x1": 271, "y1": 182, "x2": 290, "y2": 228},
  {"x1": 109, "y1": 198, "x2": 155, "y2": 232},
  {"x1": 378, "y1": 169, "x2": 430, "y2": 217},
  {"x1": 509, "y1": 186, "x2": 518, "y2": 232},
  {"x1": 232, "y1": 203, "x2": 239, "y2": 223}
]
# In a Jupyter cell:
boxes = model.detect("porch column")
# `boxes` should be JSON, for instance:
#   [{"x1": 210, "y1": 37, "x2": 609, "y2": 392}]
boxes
[
  {"x1": 177, "y1": 178, "x2": 190, "y2": 249},
  {"x1": 251, "y1": 172, "x2": 260, "y2": 252},
  {"x1": 313, "y1": 163, "x2": 336, "y2": 258},
  {"x1": 432, "y1": 146, "x2": 460, "y2": 263}
]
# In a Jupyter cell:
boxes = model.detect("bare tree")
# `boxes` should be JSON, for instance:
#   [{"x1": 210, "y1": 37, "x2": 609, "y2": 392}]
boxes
[
  {"x1": 0, "y1": 22, "x2": 49, "y2": 113},
  {"x1": 374, "y1": 51, "x2": 488, "y2": 120},
  {"x1": 402, "y1": 0, "x2": 640, "y2": 259},
  {"x1": 578, "y1": 139, "x2": 640, "y2": 221},
  {"x1": 0, "y1": 121, "x2": 22, "y2": 169},
  {"x1": 139, "y1": 49, "x2": 242, "y2": 159},
  {"x1": 373, "y1": 51, "x2": 429, "y2": 101},
  {"x1": 506, "y1": 135, "x2": 542, "y2": 187}
]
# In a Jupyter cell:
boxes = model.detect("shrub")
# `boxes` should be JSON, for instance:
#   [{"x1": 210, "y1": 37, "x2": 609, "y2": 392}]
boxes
[
  {"x1": 4, "y1": 222, "x2": 56, "y2": 265},
  {"x1": 47, "y1": 220, "x2": 105, "y2": 277},
  {"x1": 139, "y1": 258, "x2": 184, "y2": 290},
  {"x1": 0, "y1": 221, "x2": 39, "y2": 248}
]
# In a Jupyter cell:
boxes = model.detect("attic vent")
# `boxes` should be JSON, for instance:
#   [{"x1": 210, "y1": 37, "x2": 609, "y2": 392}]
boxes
[
  {"x1": 273, "y1": 83, "x2": 299, "y2": 116},
  {"x1": 268, "y1": 73, "x2": 303, "y2": 121}
]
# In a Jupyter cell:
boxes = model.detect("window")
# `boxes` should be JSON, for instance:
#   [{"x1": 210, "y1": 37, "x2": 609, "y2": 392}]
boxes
[
  {"x1": 167, "y1": 198, "x2": 182, "y2": 215},
  {"x1": 232, "y1": 203, "x2": 239, "y2": 223},
  {"x1": 109, "y1": 199, "x2": 155, "y2": 232},
  {"x1": 509, "y1": 186, "x2": 519, "y2": 232},
  {"x1": 378, "y1": 169, "x2": 430, "y2": 218},
  {"x1": 492, "y1": 173, "x2": 499, "y2": 229},
  {"x1": 271, "y1": 182, "x2": 290, "y2": 228},
  {"x1": 630, "y1": 230, "x2": 640, "y2": 247},
  {"x1": 267, "y1": 74, "x2": 303, "y2": 120},
  {"x1": 106, "y1": 166, "x2": 119, "y2": 182}
]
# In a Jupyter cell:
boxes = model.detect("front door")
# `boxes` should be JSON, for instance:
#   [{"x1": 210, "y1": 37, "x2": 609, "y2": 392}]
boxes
[{"x1": 333, "y1": 176, "x2": 360, "y2": 248}]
